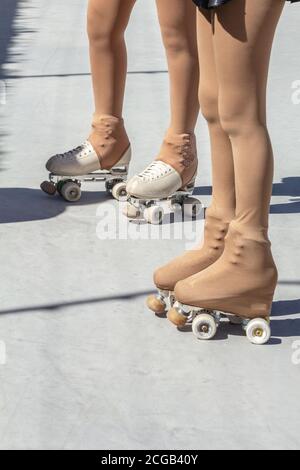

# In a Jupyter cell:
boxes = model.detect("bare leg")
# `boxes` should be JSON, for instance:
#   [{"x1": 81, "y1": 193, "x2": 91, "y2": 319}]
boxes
[
  {"x1": 127, "y1": 0, "x2": 199, "y2": 205},
  {"x1": 156, "y1": 0, "x2": 199, "y2": 133},
  {"x1": 87, "y1": 0, "x2": 136, "y2": 117},
  {"x1": 46, "y1": 0, "x2": 135, "y2": 176}
]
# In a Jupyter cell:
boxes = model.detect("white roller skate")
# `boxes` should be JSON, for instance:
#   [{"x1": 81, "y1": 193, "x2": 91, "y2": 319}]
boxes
[
  {"x1": 168, "y1": 303, "x2": 271, "y2": 345},
  {"x1": 124, "y1": 131, "x2": 202, "y2": 224},
  {"x1": 41, "y1": 115, "x2": 131, "y2": 202}
]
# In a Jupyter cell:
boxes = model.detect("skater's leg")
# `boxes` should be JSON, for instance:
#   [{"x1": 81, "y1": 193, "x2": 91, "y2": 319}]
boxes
[
  {"x1": 151, "y1": 8, "x2": 235, "y2": 296},
  {"x1": 87, "y1": 0, "x2": 136, "y2": 118},
  {"x1": 126, "y1": 0, "x2": 199, "y2": 202},
  {"x1": 214, "y1": 0, "x2": 285, "y2": 232},
  {"x1": 174, "y1": 0, "x2": 285, "y2": 322},
  {"x1": 46, "y1": 0, "x2": 134, "y2": 176},
  {"x1": 148, "y1": 9, "x2": 234, "y2": 313},
  {"x1": 156, "y1": 0, "x2": 199, "y2": 134},
  {"x1": 197, "y1": 8, "x2": 235, "y2": 221}
]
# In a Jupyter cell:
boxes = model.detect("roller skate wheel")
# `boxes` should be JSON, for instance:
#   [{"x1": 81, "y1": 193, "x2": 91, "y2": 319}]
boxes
[
  {"x1": 143, "y1": 205, "x2": 164, "y2": 225},
  {"x1": 167, "y1": 307, "x2": 188, "y2": 327},
  {"x1": 60, "y1": 181, "x2": 82, "y2": 202},
  {"x1": 40, "y1": 181, "x2": 56, "y2": 196},
  {"x1": 123, "y1": 203, "x2": 140, "y2": 219},
  {"x1": 170, "y1": 201, "x2": 183, "y2": 213},
  {"x1": 228, "y1": 315, "x2": 243, "y2": 325},
  {"x1": 184, "y1": 198, "x2": 202, "y2": 218},
  {"x1": 112, "y1": 182, "x2": 127, "y2": 201},
  {"x1": 192, "y1": 313, "x2": 217, "y2": 340},
  {"x1": 146, "y1": 295, "x2": 166, "y2": 315},
  {"x1": 105, "y1": 180, "x2": 113, "y2": 195},
  {"x1": 246, "y1": 318, "x2": 271, "y2": 345}
]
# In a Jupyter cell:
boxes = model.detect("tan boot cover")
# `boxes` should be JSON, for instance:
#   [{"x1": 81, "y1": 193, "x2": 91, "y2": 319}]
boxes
[
  {"x1": 156, "y1": 130, "x2": 198, "y2": 189},
  {"x1": 175, "y1": 221, "x2": 278, "y2": 319},
  {"x1": 88, "y1": 114, "x2": 130, "y2": 170},
  {"x1": 154, "y1": 208, "x2": 230, "y2": 291}
]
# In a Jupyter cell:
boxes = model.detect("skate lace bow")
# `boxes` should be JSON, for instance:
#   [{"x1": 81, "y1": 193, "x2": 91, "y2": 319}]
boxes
[
  {"x1": 58, "y1": 141, "x2": 92, "y2": 159},
  {"x1": 139, "y1": 161, "x2": 173, "y2": 181}
]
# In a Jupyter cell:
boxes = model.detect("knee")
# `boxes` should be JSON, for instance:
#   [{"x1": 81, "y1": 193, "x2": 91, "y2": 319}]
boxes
[
  {"x1": 199, "y1": 86, "x2": 220, "y2": 125},
  {"x1": 160, "y1": 25, "x2": 197, "y2": 58},
  {"x1": 87, "y1": 9, "x2": 123, "y2": 47},
  {"x1": 219, "y1": 112, "x2": 261, "y2": 138},
  {"x1": 218, "y1": 91, "x2": 265, "y2": 137}
]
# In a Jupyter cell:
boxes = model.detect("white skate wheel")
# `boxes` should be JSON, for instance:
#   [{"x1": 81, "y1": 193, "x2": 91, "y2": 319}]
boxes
[
  {"x1": 246, "y1": 318, "x2": 271, "y2": 345},
  {"x1": 105, "y1": 180, "x2": 112, "y2": 195},
  {"x1": 143, "y1": 206, "x2": 164, "y2": 225},
  {"x1": 112, "y1": 182, "x2": 127, "y2": 201},
  {"x1": 192, "y1": 313, "x2": 217, "y2": 340},
  {"x1": 123, "y1": 203, "x2": 141, "y2": 219},
  {"x1": 61, "y1": 181, "x2": 81, "y2": 202},
  {"x1": 184, "y1": 198, "x2": 202, "y2": 218}
]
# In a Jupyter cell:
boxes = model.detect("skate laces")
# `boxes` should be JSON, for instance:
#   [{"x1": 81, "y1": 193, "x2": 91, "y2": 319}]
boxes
[
  {"x1": 57, "y1": 141, "x2": 93, "y2": 159},
  {"x1": 138, "y1": 161, "x2": 173, "y2": 181}
]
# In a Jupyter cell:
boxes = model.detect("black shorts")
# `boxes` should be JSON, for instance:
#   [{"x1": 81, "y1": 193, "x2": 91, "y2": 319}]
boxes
[{"x1": 193, "y1": 0, "x2": 299, "y2": 9}]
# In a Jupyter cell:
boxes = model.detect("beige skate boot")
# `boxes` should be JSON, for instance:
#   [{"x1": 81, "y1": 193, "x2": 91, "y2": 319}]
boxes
[
  {"x1": 42, "y1": 115, "x2": 131, "y2": 202},
  {"x1": 124, "y1": 130, "x2": 200, "y2": 224},
  {"x1": 147, "y1": 207, "x2": 231, "y2": 316},
  {"x1": 46, "y1": 114, "x2": 131, "y2": 176},
  {"x1": 170, "y1": 222, "x2": 278, "y2": 345}
]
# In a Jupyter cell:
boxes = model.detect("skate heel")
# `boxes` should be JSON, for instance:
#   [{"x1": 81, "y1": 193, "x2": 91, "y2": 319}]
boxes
[
  {"x1": 111, "y1": 146, "x2": 132, "y2": 172},
  {"x1": 181, "y1": 174, "x2": 197, "y2": 195}
]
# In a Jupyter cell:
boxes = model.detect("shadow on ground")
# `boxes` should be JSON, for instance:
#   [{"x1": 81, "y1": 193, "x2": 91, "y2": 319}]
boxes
[
  {"x1": 0, "y1": 0, "x2": 36, "y2": 170},
  {"x1": 1, "y1": 176, "x2": 300, "y2": 224},
  {"x1": 0, "y1": 290, "x2": 298, "y2": 343},
  {"x1": 0, "y1": 187, "x2": 111, "y2": 223},
  {"x1": 195, "y1": 176, "x2": 300, "y2": 214},
  {"x1": 0, "y1": 290, "x2": 156, "y2": 316}
]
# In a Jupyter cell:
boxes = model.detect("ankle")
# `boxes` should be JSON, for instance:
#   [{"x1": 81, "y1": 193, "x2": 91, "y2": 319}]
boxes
[
  {"x1": 157, "y1": 130, "x2": 197, "y2": 181},
  {"x1": 206, "y1": 204, "x2": 235, "y2": 224},
  {"x1": 229, "y1": 220, "x2": 270, "y2": 244},
  {"x1": 88, "y1": 114, "x2": 130, "y2": 168}
]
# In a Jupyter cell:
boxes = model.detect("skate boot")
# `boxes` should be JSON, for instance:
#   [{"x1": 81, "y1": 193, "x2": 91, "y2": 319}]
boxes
[
  {"x1": 169, "y1": 222, "x2": 278, "y2": 345},
  {"x1": 124, "y1": 130, "x2": 201, "y2": 224},
  {"x1": 41, "y1": 115, "x2": 131, "y2": 202},
  {"x1": 147, "y1": 208, "x2": 231, "y2": 316}
]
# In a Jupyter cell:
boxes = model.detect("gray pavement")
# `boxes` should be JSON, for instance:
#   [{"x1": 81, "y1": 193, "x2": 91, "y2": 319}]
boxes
[{"x1": 0, "y1": 0, "x2": 300, "y2": 450}]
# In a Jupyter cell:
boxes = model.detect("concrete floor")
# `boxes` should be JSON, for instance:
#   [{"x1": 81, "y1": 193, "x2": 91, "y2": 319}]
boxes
[{"x1": 0, "y1": 0, "x2": 300, "y2": 450}]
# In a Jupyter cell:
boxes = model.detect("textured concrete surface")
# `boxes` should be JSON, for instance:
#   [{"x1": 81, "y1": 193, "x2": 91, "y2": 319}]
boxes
[{"x1": 0, "y1": 0, "x2": 300, "y2": 450}]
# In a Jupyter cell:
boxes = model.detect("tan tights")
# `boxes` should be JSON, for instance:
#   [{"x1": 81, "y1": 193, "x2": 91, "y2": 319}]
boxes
[
  {"x1": 87, "y1": 0, "x2": 198, "y2": 131},
  {"x1": 174, "y1": 0, "x2": 286, "y2": 319}
]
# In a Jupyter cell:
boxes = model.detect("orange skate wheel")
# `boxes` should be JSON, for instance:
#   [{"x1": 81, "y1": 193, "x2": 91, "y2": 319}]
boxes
[
  {"x1": 146, "y1": 295, "x2": 166, "y2": 315},
  {"x1": 167, "y1": 308, "x2": 188, "y2": 327}
]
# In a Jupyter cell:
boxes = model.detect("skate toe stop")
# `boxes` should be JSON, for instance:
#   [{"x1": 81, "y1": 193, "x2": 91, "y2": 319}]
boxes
[
  {"x1": 167, "y1": 308, "x2": 187, "y2": 327},
  {"x1": 146, "y1": 295, "x2": 166, "y2": 314}
]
